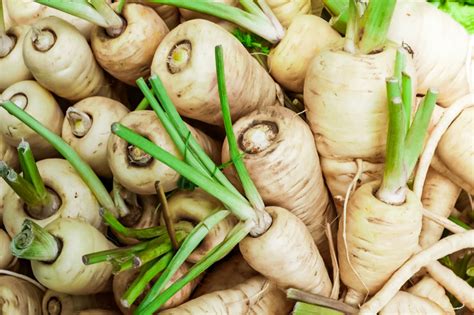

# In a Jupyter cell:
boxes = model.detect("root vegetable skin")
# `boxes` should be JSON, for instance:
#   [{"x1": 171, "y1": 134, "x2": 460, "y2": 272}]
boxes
[
  {"x1": 337, "y1": 181, "x2": 422, "y2": 296},
  {"x1": 75, "y1": 310, "x2": 120, "y2": 315},
  {"x1": 0, "y1": 229, "x2": 14, "y2": 269},
  {"x1": 32, "y1": 218, "x2": 114, "y2": 295},
  {"x1": 151, "y1": 19, "x2": 281, "y2": 126},
  {"x1": 193, "y1": 252, "x2": 258, "y2": 297},
  {"x1": 380, "y1": 291, "x2": 445, "y2": 315},
  {"x1": 107, "y1": 110, "x2": 220, "y2": 195},
  {"x1": 388, "y1": 2, "x2": 472, "y2": 106},
  {"x1": 128, "y1": 1, "x2": 180, "y2": 29},
  {"x1": 407, "y1": 276, "x2": 454, "y2": 314},
  {"x1": 23, "y1": 17, "x2": 112, "y2": 101},
  {"x1": 304, "y1": 46, "x2": 416, "y2": 161},
  {"x1": 434, "y1": 106, "x2": 474, "y2": 194},
  {"x1": 268, "y1": 15, "x2": 341, "y2": 93},
  {"x1": 62, "y1": 97, "x2": 129, "y2": 178},
  {"x1": 419, "y1": 168, "x2": 461, "y2": 249},
  {"x1": 221, "y1": 106, "x2": 333, "y2": 249},
  {"x1": 0, "y1": 136, "x2": 18, "y2": 169},
  {"x1": 4, "y1": 0, "x2": 94, "y2": 39},
  {"x1": 0, "y1": 25, "x2": 33, "y2": 91},
  {"x1": 266, "y1": 0, "x2": 312, "y2": 28},
  {"x1": 0, "y1": 80, "x2": 63, "y2": 160},
  {"x1": 42, "y1": 290, "x2": 117, "y2": 315},
  {"x1": 3, "y1": 159, "x2": 102, "y2": 237},
  {"x1": 166, "y1": 189, "x2": 237, "y2": 263},
  {"x1": 161, "y1": 276, "x2": 294, "y2": 315},
  {"x1": 0, "y1": 275, "x2": 43, "y2": 315},
  {"x1": 91, "y1": 4, "x2": 169, "y2": 86},
  {"x1": 240, "y1": 206, "x2": 332, "y2": 297}
]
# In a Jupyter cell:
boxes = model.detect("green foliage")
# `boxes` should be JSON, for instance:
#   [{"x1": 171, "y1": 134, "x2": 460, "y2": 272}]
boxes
[
  {"x1": 233, "y1": 28, "x2": 271, "y2": 55},
  {"x1": 440, "y1": 252, "x2": 474, "y2": 308},
  {"x1": 429, "y1": 0, "x2": 474, "y2": 33}
]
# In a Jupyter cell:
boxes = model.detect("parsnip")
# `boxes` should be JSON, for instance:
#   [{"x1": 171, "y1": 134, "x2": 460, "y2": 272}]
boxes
[
  {"x1": 0, "y1": 135, "x2": 17, "y2": 169},
  {"x1": 107, "y1": 110, "x2": 220, "y2": 195},
  {"x1": 240, "y1": 206, "x2": 332, "y2": 297},
  {"x1": 0, "y1": 80, "x2": 63, "y2": 160},
  {"x1": 221, "y1": 106, "x2": 334, "y2": 253},
  {"x1": 433, "y1": 106, "x2": 473, "y2": 194},
  {"x1": 419, "y1": 168, "x2": 461, "y2": 248},
  {"x1": 75, "y1": 309, "x2": 120, "y2": 315},
  {"x1": 151, "y1": 19, "x2": 281, "y2": 126},
  {"x1": 42, "y1": 290, "x2": 117, "y2": 315},
  {"x1": 91, "y1": 3, "x2": 169, "y2": 86},
  {"x1": 23, "y1": 218, "x2": 115, "y2": 295},
  {"x1": 0, "y1": 25, "x2": 32, "y2": 91},
  {"x1": 266, "y1": 0, "x2": 311, "y2": 27},
  {"x1": 268, "y1": 15, "x2": 341, "y2": 92},
  {"x1": 3, "y1": 159, "x2": 102, "y2": 237},
  {"x1": 380, "y1": 291, "x2": 446, "y2": 315},
  {"x1": 0, "y1": 228, "x2": 13, "y2": 268},
  {"x1": 166, "y1": 189, "x2": 237, "y2": 262},
  {"x1": 388, "y1": 1, "x2": 472, "y2": 106},
  {"x1": 407, "y1": 276, "x2": 454, "y2": 314},
  {"x1": 5, "y1": 0, "x2": 94, "y2": 38},
  {"x1": 23, "y1": 16, "x2": 112, "y2": 101},
  {"x1": 129, "y1": 1, "x2": 180, "y2": 29},
  {"x1": 0, "y1": 275, "x2": 43, "y2": 315},
  {"x1": 161, "y1": 276, "x2": 294, "y2": 315},
  {"x1": 62, "y1": 96, "x2": 129, "y2": 178}
]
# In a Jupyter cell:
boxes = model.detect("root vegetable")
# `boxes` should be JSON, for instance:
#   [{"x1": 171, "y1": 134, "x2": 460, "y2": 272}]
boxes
[
  {"x1": 0, "y1": 25, "x2": 32, "y2": 91},
  {"x1": 407, "y1": 276, "x2": 454, "y2": 314},
  {"x1": 267, "y1": 15, "x2": 341, "y2": 92},
  {"x1": 4, "y1": 0, "x2": 94, "y2": 38},
  {"x1": 419, "y1": 168, "x2": 461, "y2": 248},
  {"x1": 12, "y1": 218, "x2": 115, "y2": 295},
  {"x1": 240, "y1": 206, "x2": 332, "y2": 297},
  {"x1": 337, "y1": 180, "x2": 422, "y2": 296},
  {"x1": 380, "y1": 291, "x2": 446, "y2": 315},
  {"x1": 0, "y1": 80, "x2": 63, "y2": 160},
  {"x1": 161, "y1": 276, "x2": 294, "y2": 315},
  {"x1": 0, "y1": 275, "x2": 43, "y2": 315},
  {"x1": 129, "y1": 1, "x2": 180, "y2": 29},
  {"x1": 75, "y1": 309, "x2": 120, "y2": 315},
  {"x1": 193, "y1": 252, "x2": 258, "y2": 297},
  {"x1": 0, "y1": 228, "x2": 14, "y2": 268},
  {"x1": 0, "y1": 135, "x2": 17, "y2": 169},
  {"x1": 166, "y1": 188, "x2": 237, "y2": 263},
  {"x1": 359, "y1": 230, "x2": 474, "y2": 314},
  {"x1": 221, "y1": 105, "x2": 334, "y2": 252},
  {"x1": 23, "y1": 16, "x2": 113, "y2": 101},
  {"x1": 433, "y1": 106, "x2": 474, "y2": 194},
  {"x1": 91, "y1": 3, "x2": 169, "y2": 86},
  {"x1": 61, "y1": 96, "x2": 129, "y2": 178},
  {"x1": 266, "y1": 0, "x2": 312, "y2": 27},
  {"x1": 107, "y1": 110, "x2": 220, "y2": 195},
  {"x1": 3, "y1": 158, "x2": 102, "y2": 237},
  {"x1": 151, "y1": 19, "x2": 282, "y2": 126},
  {"x1": 388, "y1": 1, "x2": 473, "y2": 106},
  {"x1": 113, "y1": 262, "x2": 198, "y2": 314},
  {"x1": 42, "y1": 290, "x2": 116, "y2": 315}
]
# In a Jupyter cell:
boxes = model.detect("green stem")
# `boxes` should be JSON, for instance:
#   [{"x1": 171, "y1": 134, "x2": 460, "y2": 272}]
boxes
[
  {"x1": 138, "y1": 220, "x2": 253, "y2": 315},
  {"x1": 0, "y1": 100, "x2": 118, "y2": 217},
  {"x1": 135, "y1": 96, "x2": 150, "y2": 111},
  {"x1": 0, "y1": 161, "x2": 46, "y2": 209},
  {"x1": 293, "y1": 302, "x2": 344, "y2": 315},
  {"x1": 376, "y1": 79, "x2": 407, "y2": 205},
  {"x1": 448, "y1": 216, "x2": 471, "y2": 231},
  {"x1": 393, "y1": 48, "x2": 406, "y2": 85},
  {"x1": 112, "y1": 180, "x2": 131, "y2": 218},
  {"x1": 401, "y1": 72, "x2": 412, "y2": 132},
  {"x1": 89, "y1": 0, "x2": 123, "y2": 29},
  {"x1": 17, "y1": 140, "x2": 49, "y2": 203},
  {"x1": 111, "y1": 123, "x2": 255, "y2": 221},
  {"x1": 34, "y1": 0, "x2": 109, "y2": 27},
  {"x1": 156, "y1": 181, "x2": 179, "y2": 250},
  {"x1": 135, "y1": 210, "x2": 231, "y2": 312},
  {"x1": 136, "y1": 78, "x2": 210, "y2": 178},
  {"x1": 215, "y1": 45, "x2": 265, "y2": 212},
  {"x1": 145, "y1": 0, "x2": 283, "y2": 43},
  {"x1": 358, "y1": 0, "x2": 397, "y2": 54},
  {"x1": 10, "y1": 219, "x2": 60, "y2": 262},
  {"x1": 404, "y1": 89, "x2": 438, "y2": 175},
  {"x1": 322, "y1": 0, "x2": 348, "y2": 17},
  {"x1": 116, "y1": 0, "x2": 126, "y2": 14},
  {"x1": 148, "y1": 76, "x2": 246, "y2": 203},
  {"x1": 121, "y1": 252, "x2": 173, "y2": 308}
]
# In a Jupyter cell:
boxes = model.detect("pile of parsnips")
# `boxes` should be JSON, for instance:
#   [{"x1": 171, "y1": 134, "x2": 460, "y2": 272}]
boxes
[{"x1": 0, "y1": 0, "x2": 473, "y2": 314}]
